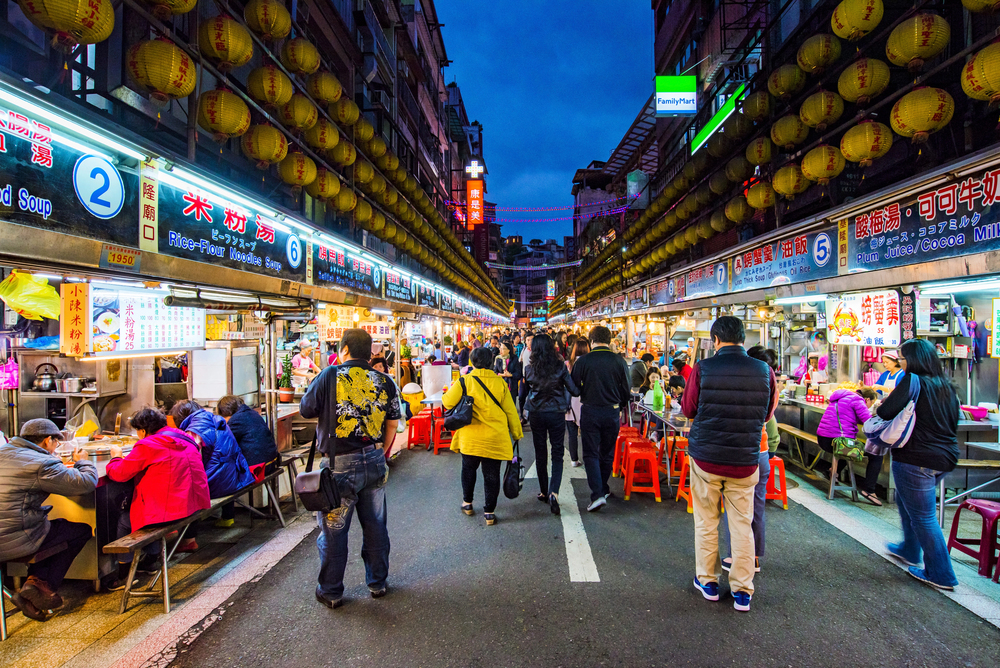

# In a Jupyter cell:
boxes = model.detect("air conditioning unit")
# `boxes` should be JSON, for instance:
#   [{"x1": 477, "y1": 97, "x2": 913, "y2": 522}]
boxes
[{"x1": 371, "y1": 89, "x2": 391, "y2": 112}]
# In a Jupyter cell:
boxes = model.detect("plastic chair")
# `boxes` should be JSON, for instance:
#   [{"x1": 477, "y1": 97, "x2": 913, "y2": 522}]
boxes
[
  {"x1": 623, "y1": 443, "x2": 661, "y2": 502},
  {"x1": 766, "y1": 456, "x2": 788, "y2": 510},
  {"x1": 945, "y1": 499, "x2": 1000, "y2": 578},
  {"x1": 407, "y1": 413, "x2": 431, "y2": 449},
  {"x1": 611, "y1": 428, "x2": 640, "y2": 477},
  {"x1": 675, "y1": 455, "x2": 693, "y2": 513},
  {"x1": 432, "y1": 419, "x2": 453, "y2": 455}
]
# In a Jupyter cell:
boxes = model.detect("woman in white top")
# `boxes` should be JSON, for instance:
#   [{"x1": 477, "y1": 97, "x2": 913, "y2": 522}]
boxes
[{"x1": 291, "y1": 342, "x2": 320, "y2": 386}]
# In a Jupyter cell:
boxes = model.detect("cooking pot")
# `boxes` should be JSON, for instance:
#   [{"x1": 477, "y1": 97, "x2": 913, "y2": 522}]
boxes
[
  {"x1": 32, "y1": 363, "x2": 59, "y2": 392},
  {"x1": 56, "y1": 377, "x2": 85, "y2": 393}
]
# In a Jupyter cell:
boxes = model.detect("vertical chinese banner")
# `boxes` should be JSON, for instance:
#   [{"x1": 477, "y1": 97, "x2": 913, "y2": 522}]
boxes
[
  {"x1": 306, "y1": 240, "x2": 314, "y2": 285},
  {"x1": 139, "y1": 161, "x2": 159, "y2": 253},
  {"x1": 466, "y1": 179, "x2": 483, "y2": 231},
  {"x1": 837, "y1": 218, "x2": 849, "y2": 275},
  {"x1": 59, "y1": 284, "x2": 91, "y2": 356}
]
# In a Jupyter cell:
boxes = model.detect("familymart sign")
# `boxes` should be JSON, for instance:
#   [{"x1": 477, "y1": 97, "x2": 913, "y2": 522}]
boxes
[{"x1": 655, "y1": 76, "x2": 697, "y2": 116}]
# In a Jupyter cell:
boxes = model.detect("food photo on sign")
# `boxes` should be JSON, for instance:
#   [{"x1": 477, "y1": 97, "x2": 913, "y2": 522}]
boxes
[{"x1": 826, "y1": 290, "x2": 901, "y2": 347}]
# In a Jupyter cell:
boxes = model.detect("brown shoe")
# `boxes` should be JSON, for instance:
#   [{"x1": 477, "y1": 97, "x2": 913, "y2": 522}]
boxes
[
  {"x1": 12, "y1": 592, "x2": 48, "y2": 621},
  {"x1": 20, "y1": 576, "x2": 62, "y2": 610},
  {"x1": 175, "y1": 538, "x2": 199, "y2": 553}
]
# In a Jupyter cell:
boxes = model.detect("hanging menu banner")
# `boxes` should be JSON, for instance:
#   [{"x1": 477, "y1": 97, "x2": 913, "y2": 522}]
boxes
[
  {"x1": 843, "y1": 165, "x2": 1000, "y2": 274},
  {"x1": 89, "y1": 288, "x2": 205, "y2": 356},
  {"x1": 0, "y1": 105, "x2": 139, "y2": 246},
  {"x1": 384, "y1": 269, "x2": 416, "y2": 304},
  {"x1": 649, "y1": 280, "x2": 671, "y2": 306},
  {"x1": 731, "y1": 229, "x2": 836, "y2": 292},
  {"x1": 157, "y1": 184, "x2": 306, "y2": 283},
  {"x1": 628, "y1": 287, "x2": 647, "y2": 310},
  {"x1": 417, "y1": 283, "x2": 438, "y2": 309},
  {"x1": 440, "y1": 293, "x2": 454, "y2": 312},
  {"x1": 684, "y1": 261, "x2": 729, "y2": 299},
  {"x1": 900, "y1": 289, "x2": 917, "y2": 342},
  {"x1": 313, "y1": 243, "x2": 382, "y2": 295},
  {"x1": 826, "y1": 290, "x2": 901, "y2": 347}
]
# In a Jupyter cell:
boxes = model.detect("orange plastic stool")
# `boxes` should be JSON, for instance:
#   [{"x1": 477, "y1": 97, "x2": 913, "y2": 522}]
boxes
[
  {"x1": 624, "y1": 445, "x2": 661, "y2": 502},
  {"x1": 407, "y1": 414, "x2": 432, "y2": 450},
  {"x1": 432, "y1": 420, "x2": 453, "y2": 455},
  {"x1": 766, "y1": 456, "x2": 788, "y2": 509},
  {"x1": 617, "y1": 437, "x2": 653, "y2": 477},
  {"x1": 665, "y1": 436, "x2": 689, "y2": 476},
  {"x1": 675, "y1": 455, "x2": 693, "y2": 513},
  {"x1": 612, "y1": 429, "x2": 640, "y2": 477}
]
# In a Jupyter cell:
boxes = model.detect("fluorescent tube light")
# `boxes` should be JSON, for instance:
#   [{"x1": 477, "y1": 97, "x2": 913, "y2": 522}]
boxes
[{"x1": 772, "y1": 294, "x2": 829, "y2": 305}]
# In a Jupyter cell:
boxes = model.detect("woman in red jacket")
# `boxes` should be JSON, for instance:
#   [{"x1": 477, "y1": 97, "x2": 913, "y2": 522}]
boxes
[{"x1": 104, "y1": 408, "x2": 211, "y2": 588}]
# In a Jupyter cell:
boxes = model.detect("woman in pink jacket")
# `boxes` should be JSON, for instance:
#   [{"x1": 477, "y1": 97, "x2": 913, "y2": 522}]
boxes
[
  {"x1": 104, "y1": 408, "x2": 211, "y2": 588},
  {"x1": 816, "y1": 387, "x2": 879, "y2": 503}
]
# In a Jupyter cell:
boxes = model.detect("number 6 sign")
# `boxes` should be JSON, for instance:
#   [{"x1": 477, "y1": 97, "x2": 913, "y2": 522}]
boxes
[{"x1": 73, "y1": 155, "x2": 125, "y2": 219}]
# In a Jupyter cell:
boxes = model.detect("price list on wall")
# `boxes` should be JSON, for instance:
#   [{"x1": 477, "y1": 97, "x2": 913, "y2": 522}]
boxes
[{"x1": 90, "y1": 288, "x2": 205, "y2": 356}]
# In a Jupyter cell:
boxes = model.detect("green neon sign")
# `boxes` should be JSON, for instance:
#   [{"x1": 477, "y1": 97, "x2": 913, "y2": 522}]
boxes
[{"x1": 691, "y1": 84, "x2": 746, "y2": 155}]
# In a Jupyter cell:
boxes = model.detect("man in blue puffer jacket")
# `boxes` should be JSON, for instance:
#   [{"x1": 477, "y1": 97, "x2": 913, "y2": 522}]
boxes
[{"x1": 170, "y1": 401, "x2": 255, "y2": 499}]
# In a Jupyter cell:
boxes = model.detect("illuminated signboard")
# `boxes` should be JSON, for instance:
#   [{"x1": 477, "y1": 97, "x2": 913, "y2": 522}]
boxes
[
  {"x1": 466, "y1": 179, "x2": 484, "y2": 230},
  {"x1": 546, "y1": 279, "x2": 555, "y2": 300},
  {"x1": 826, "y1": 291, "x2": 900, "y2": 347},
  {"x1": 691, "y1": 84, "x2": 746, "y2": 155},
  {"x1": 655, "y1": 76, "x2": 697, "y2": 116},
  {"x1": 86, "y1": 288, "x2": 205, "y2": 356}
]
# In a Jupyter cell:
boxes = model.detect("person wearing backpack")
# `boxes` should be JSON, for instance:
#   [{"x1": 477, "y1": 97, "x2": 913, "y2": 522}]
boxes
[
  {"x1": 879, "y1": 338, "x2": 960, "y2": 590},
  {"x1": 443, "y1": 346, "x2": 523, "y2": 526}
]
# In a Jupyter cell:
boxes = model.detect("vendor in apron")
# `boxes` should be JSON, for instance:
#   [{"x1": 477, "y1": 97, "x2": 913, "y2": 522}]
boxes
[{"x1": 874, "y1": 350, "x2": 905, "y2": 396}]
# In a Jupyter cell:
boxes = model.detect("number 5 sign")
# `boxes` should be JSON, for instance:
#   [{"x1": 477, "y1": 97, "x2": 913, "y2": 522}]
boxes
[{"x1": 73, "y1": 155, "x2": 125, "y2": 219}]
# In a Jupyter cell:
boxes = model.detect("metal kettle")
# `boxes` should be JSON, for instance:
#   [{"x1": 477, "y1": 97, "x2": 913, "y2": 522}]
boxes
[{"x1": 32, "y1": 363, "x2": 59, "y2": 392}]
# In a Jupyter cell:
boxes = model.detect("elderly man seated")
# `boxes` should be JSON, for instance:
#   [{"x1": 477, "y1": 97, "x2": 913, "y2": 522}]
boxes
[{"x1": 0, "y1": 419, "x2": 98, "y2": 621}]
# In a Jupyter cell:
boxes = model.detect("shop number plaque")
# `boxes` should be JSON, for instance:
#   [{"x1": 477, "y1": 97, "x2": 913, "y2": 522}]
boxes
[{"x1": 99, "y1": 244, "x2": 141, "y2": 273}]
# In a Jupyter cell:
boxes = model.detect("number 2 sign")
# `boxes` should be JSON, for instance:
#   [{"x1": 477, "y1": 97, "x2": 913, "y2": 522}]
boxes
[{"x1": 73, "y1": 155, "x2": 125, "y2": 219}]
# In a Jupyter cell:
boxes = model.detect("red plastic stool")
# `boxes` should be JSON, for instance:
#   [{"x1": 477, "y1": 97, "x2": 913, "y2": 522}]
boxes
[
  {"x1": 432, "y1": 420, "x2": 453, "y2": 455},
  {"x1": 619, "y1": 437, "x2": 654, "y2": 478},
  {"x1": 407, "y1": 414, "x2": 432, "y2": 450},
  {"x1": 665, "y1": 436, "x2": 689, "y2": 477},
  {"x1": 612, "y1": 429, "x2": 640, "y2": 477},
  {"x1": 946, "y1": 499, "x2": 1000, "y2": 577},
  {"x1": 766, "y1": 456, "x2": 788, "y2": 510},
  {"x1": 675, "y1": 455, "x2": 693, "y2": 513},
  {"x1": 624, "y1": 444, "x2": 661, "y2": 502}
]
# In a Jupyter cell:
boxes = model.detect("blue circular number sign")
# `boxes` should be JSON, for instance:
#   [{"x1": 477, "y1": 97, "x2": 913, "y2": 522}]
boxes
[
  {"x1": 286, "y1": 235, "x2": 302, "y2": 269},
  {"x1": 73, "y1": 155, "x2": 125, "y2": 220},
  {"x1": 813, "y1": 233, "x2": 832, "y2": 267}
]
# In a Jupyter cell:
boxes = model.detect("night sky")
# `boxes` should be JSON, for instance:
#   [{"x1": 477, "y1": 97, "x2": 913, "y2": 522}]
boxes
[{"x1": 434, "y1": 0, "x2": 654, "y2": 241}]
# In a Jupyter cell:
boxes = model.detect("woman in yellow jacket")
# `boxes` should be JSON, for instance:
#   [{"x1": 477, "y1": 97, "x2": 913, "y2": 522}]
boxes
[{"x1": 443, "y1": 347, "x2": 524, "y2": 525}]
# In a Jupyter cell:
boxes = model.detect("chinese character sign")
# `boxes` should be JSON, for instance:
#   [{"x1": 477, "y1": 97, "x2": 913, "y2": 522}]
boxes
[
  {"x1": 466, "y1": 179, "x2": 484, "y2": 231},
  {"x1": 59, "y1": 283, "x2": 91, "y2": 356},
  {"x1": 731, "y1": 230, "x2": 836, "y2": 292},
  {"x1": 546, "y1": 279, "x2": 555, "y2": 300},
  {"x1": 992, "y1": 298, "x2": 1000, "y2": 358},
  {"x1": 826, "y1": 290, "x2": 900, "y2": 347}
]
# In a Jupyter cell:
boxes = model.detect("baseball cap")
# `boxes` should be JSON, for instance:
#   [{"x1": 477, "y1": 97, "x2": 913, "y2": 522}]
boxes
[
  {"x1": 20, "y1": 418, "x2": 69, "y2": 440},
  {"x1": 882, "y1": 350, "x2": 899, "y2": 361}
]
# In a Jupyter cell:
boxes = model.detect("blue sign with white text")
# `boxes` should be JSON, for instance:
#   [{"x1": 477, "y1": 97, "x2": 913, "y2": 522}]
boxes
[{"x1": 731, "y1": 229, "x2": 836, "y2": 292}]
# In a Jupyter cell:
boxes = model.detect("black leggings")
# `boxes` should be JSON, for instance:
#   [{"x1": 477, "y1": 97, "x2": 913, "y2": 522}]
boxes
[
  {"x1": 461, "y1": 454, "x2": 503, "y2": 513},
  {"x1": 818, "y1": 435, "x2": 883, "y2": 494}
]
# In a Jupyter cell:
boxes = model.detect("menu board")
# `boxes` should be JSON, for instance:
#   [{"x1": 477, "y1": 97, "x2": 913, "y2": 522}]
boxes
[
  {"x1": 684, "y1": 261, "x2": 729, "y2": 299},
  {"x1": 440, "y1": 293, "x2": 454, "y2": 312},
  {"x1": 731, "y1": 230, "x2": 836, "y2": 292},
  {"x1": 90, "y1": 288, "x2": 205, "y2": 356},
  {"x1": 826, "y1": 290, "x2": 900, "y2": 347},
  {"x1": 417, "y1": 283, "x2": 438, "y2": 309},
  {"x1": 313, "y1": 243, "x2": 382, "y2": 295},
  {"x1": 384, "y1": 269, "x2": 416, "y2": 304},
  {"x1": 628, "y1": 287, "x2": 647, "y2": 310}
]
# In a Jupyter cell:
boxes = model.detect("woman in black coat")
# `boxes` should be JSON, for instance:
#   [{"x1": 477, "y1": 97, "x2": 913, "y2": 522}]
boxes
[{"x1": 217, "y1": 395, "x2": 280, "y2": 473}]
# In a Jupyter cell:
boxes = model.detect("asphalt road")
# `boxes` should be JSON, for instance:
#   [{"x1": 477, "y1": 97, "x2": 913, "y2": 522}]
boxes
[{"x1": 167, "y1": 442, "x2": 1000, "y2": 668}]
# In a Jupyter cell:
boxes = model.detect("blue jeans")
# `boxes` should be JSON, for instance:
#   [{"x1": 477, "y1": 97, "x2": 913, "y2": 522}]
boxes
[
  {"x1": 722, "y1": 451, "x2": 770, "y2": 558},
  {"x1": 891, "y1": 460, "x2": 958, "y2": 587},
  {"x1": 316, "y1": 448, "x2": 390, "y2": 599}
]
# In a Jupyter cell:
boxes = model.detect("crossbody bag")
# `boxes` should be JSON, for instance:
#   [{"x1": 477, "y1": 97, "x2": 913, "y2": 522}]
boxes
[
  {"x1": 832, "y1": 400, "x2": 865, "y2": 463},
  {"x1": 294, "y1": 366, "x2": 342, "y2": 512}
]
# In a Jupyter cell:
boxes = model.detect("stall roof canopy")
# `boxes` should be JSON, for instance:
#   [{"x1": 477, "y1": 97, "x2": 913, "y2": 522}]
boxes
[{"x1": 600, "y1": 95, "x2": 658, "y2": 182}]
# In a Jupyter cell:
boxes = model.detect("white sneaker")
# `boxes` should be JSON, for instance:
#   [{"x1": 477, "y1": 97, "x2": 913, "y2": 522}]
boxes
[
  {"x1": 571, "y1": 461, "x2": 583, "y2": 468},
  {"x1": 587, "y1": 497, "x2": 606, "y2": 512}
]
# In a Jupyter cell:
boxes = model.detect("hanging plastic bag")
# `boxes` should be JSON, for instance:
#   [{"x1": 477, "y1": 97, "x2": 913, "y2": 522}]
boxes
[
  {"x1": 65, "y1": 403, "x2": 101, "y2": 439},
  {"x1": 0, "y1": 271, "x2": 61, "y2": 320}
]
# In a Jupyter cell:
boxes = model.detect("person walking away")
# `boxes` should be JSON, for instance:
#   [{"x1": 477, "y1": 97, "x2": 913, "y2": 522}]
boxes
[
  {"x1": 217, "y1": 395, "x2": 280, "y2": 475},
  {"x1": 816, "y1": 386, "x2": 878, "y2": 502},
  {"x1": 682, "y1": 316, "x2": 777, "y2": 612},
  {"x1": 565, "y1": 338, "x2": 591, "y2": 468},
  {"x1": 443, "y1": 347, "x2": 523, "y2": 525},
  {"x1": 524, "y1": 333, "x2": 580, "y2": 515},
  {"x1": 518, "y1": 334, "x2": 534, "y2": 421},
  {"x1": 881, "y1": 338, "x2": 960, "y2": 590},
  {"x1": 0, "y1": 419, "x2": 97, "y2": 620},
  {"x1": 105, "y1": 408, "x2": 211, "y2": 589},
  {"x1": 369, "y1": 357, "x2": 407, "y2": 456},
  {"x1": 630, "y1": 353, "x2": 655, "y2": 389},
  {"x1": 300, "y1": 328, "x2": 400, "y2": 608},
  {"x1": 571, "y1": 326, "x2": 631, "y2": 512}
]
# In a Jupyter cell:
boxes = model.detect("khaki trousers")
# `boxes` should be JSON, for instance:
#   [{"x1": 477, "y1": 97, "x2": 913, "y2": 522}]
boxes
[{"x1": 690, "y1": 460, "x2": 759, "y2": 596}]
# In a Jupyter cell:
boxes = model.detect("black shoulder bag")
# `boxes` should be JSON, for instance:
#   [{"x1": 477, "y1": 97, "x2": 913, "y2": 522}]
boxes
[
  {"x1": 443, "y1": 377, "x2": 475, "y2": 431},
  {"x1": 294, "y1": 367, "x2": 342, "y2": 512}
]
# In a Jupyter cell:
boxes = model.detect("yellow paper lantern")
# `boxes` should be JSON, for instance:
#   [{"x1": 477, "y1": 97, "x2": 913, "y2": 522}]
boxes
[
  {"x1": 376, "y1": 151, "x2": 399, "y2": 172},
  {"x1": 306, "y1": 71, "x2": 343, "y2": 104},
  {"x1": 831, "y1": 0, "x2": 883, "y2": 41},
  {"x1": 801, "y1": 146, "x2": 846, "y2": 184},
  {"x1": 198, "y1": 15, "x2": 253, "y2": 73},
  {"x1": 304, "y1": 118, "x2": 339, "y2": 151},
  {"x1": 244, "y1": 0, "x2": 291, "y2": 41},
  {"x1": 16, "y1": 0, "x2": 114, "y2": 51},
  {"x1": 768, "y1": 64, "x2": 807, "y2": 101},
  {"x1": 696, "y1": 185, "x2": 713, "y2": 207},
  {"x1": 279, "y1": 94, "x2": 318, "y2": 133},
  {"x1": 840, "y1": 121, "x2": 892, "y2": 167},
  {"x1": 332, "y1": 98, "x2": 360, "y2": 126},
  {"x1": 709, "y1": 171, "x2": 731, "y2": 195},
  {"x1": 797, "y1": 34, "x2": 841, "y2": 75},
  {"x1": 333, "y1": 188, "x2": 357, "y2": 213},
  {"x1": 962, "y1": 53, "x2": 993, "y2": 102},
  {"x1": 723, "y1": 113, "x2": 754, "y2": 140},
  {"x1": 890, "y1": 87, "x2": 954, "y2": 143},
  {"x1": 381, "y1": 187, "x2": 398, "y2": 207},
  {"x1": 838, "y1": 58, "x2": 890, "y2": 105},
  {"x1": 726, "y1": 155, "x2": 752, "y2": 183},
  {"x1": 740, "y1": 90, "x2": 771, "y2": 123},
  {"x1": 247, "y1": 65, "x2": 293, "y2": 110},
  {"x1": 710, "y1": 209, "x2": 732, "y2": 233},
  {"x1": 241, "y1": 124, "x2": 288, "y2": 169},
  {"x1": 746, "y1": 181, "x2": 776, "y2": 209},
  {"x1": 672, "y1": 173, "x2": 690, "y2": 192},
  {"x1": 367, "y1": 136, "x2": 388, "y2": 159},
  {"x1": 281, "y1": 38, "x2": 320, "y2": 75},
  {"x1": 799, "y1": 91, "x2": 844, "y2": 132},
  {"x1": 771, "y1": 114, "x2": 810, "y2": 150},
  {"x1": 697, "y1": 220, "x2": 715, "y2": 239},
  {"x1": 329, "y1": 141, "x2": 357, "y2": 167},
  {"x1": 963, "y1": 0, "x2": 1000, "y2": 10},
  {"x1": 127, "y1": 38, "x2": 196, "y2": 105},
  {"x1": 725, "y1": 196, "x2": 752, "y2": 223},
  {"x1": 305, "y1": 168, "x2": 340, "y2": 200},
  {"x1": 773, "y1": 165, "x2": 809, "y2": 199},
  {"x1": 673, "y1": 233, "x2": 689, "y2": 252},
  {"x1": 684, "y1": 225, "x2": 700, "y2": 246},
  {"x1": 278, "y1": 152, "x2": 317, "y2": 191},
  {"x1": 887, "y1": 14, "x2": 950, "y2": 73},
  {"x1": 707, "y1": 133, "x2": 733, "y2": 159},
  {"x1": 354, "y1": 200, "x2": 373, "y2": 223},
  {"x1": 198, "y1": 88, "x2": 251, "y2": 142},
  {"x1": 354, "y1": 119, "x2": 375, "y2": 142},
  {"x1": 402, "y1": 174, "x2": 418, "y2": 193},
  {"x1": 352, "y1": 160, "x2": 375, "y2": 184},
  {"x1": 366, "y1": 174, "x2": 387, "y2": 196},
  {"x1": 746, "y1": 137, "x2": 773, "y2": 166},
  {"x1": 966, "y1": 44, "x2": 1000, "y2": 104},
  {"x1": 142, "y1": 0, "x2": 196, "y2": 20}
]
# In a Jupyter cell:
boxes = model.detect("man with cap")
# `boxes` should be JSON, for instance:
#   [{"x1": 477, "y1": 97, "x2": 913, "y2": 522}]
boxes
[{"x1": 0, "y1": 419, "x2": 98, "y2": 620}]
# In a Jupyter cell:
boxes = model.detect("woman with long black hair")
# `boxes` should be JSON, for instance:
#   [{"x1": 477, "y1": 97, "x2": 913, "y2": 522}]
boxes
[
  {"x1": 524, "y1": 333, "x2": 579, "y2": 515},
  {"x1": 880, "y1": 338, "x2": 960, "y2": 590}
]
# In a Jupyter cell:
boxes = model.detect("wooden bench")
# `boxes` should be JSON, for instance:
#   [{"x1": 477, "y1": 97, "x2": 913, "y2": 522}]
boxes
[
  {"x1": 777, "y1": 423, "x2": 819, "y2": 469},
  {"x1": 938, "y1": 459, "x2": 1000, "y2": 528},
  {"x1": 1, "y1": 541, "x2": 68, "y2": 641},
  {"x1": 102, "y1": 469, "x2": 286, "y2": 614}
]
